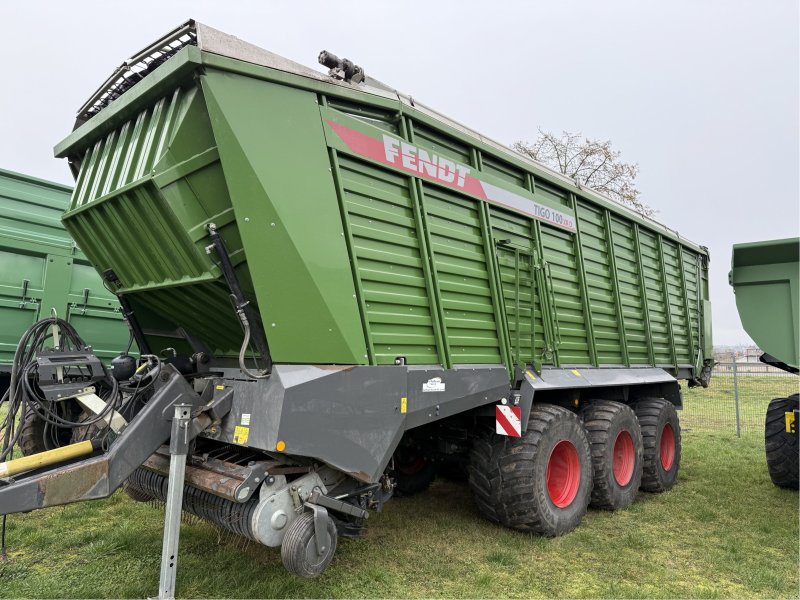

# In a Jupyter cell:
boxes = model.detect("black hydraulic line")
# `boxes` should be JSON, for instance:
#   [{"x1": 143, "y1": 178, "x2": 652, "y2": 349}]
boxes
[
  {"x1": 117, "y1": 294, "x2": 151, "y2": 355},
  {"x1": 206, "y1": 223, "x2": 272, "y2": 374}
]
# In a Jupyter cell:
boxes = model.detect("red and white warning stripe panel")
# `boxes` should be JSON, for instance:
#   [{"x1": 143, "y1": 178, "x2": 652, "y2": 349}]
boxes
[{"x1": 496, "y1": 404, "x2": 522, "y2": 437}]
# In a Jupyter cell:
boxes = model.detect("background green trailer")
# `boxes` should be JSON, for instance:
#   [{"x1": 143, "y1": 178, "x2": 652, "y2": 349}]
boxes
[
  {"x1": 0, "y1": 168, "x2": 132, "y2": 395},
  {"x1": 730, "y1": 237, "x2": 799, "y2": 489}
]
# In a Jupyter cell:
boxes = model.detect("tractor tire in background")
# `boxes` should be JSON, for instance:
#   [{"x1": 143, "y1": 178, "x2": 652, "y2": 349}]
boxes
[
  {"x1": 765, "y1": 394, "x2": 799, "y2": 490},
  {"x1": 580, "y1": 400, "x2": 643, "y2": 510},
  {"x1": 634, "y1": 399, "x2": 681, "y2": 493},
  {"x1": 469, "y1": 404, "x2": 592, "y2": 536},
  {"x1": 19, "y1": 407, "x2": 74, "y2": 456}
]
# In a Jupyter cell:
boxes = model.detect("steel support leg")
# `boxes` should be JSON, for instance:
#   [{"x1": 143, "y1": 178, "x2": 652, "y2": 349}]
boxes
[{"x1": 158, "y1": 404, "x2": 191, "y2": 600}]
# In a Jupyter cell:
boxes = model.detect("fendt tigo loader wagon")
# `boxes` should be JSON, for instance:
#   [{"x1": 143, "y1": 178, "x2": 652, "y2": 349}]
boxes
[
  {"x1": 0, "y1": 168, "x2": 131, "y2": 401},
  {"x1": 0, "y1": 21, "x2": 713, "y2": 589},
  {"x1": 730, "y1": 238, "x2": 799, "y2": 489}
]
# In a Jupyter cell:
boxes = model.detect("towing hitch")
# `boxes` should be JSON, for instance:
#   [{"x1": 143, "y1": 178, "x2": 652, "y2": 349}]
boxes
[{"x1": 0, "y1": 364, "x2": 214, "y2": 514}]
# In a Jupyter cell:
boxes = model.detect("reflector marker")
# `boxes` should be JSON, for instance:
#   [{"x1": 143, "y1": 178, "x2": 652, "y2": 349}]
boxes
[{"x1": 496, "y1": 405, "x2": 522, "y2": 437}]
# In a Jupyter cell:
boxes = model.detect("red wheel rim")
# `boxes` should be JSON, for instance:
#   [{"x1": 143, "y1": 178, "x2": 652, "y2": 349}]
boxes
[
  {"x1": 546, "y1": 440, "x2": 581, "y2": 508},
  {"x1": 612, "y1": 430, "x2": 635, "y2": 486},
  {"x1": 660, "y1": 423, "x2": 675, "y2": 471}
]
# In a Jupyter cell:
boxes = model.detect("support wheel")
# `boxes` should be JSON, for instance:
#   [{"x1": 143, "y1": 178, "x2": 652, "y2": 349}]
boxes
[
  {"x1": 281, "y1": 512, "x2": 338, "y2": 578},
  {"x1": 580, "y1": 400, "x2": 643, "y2": 510},
  {"x1": 765, "y1": 394, "x2": 799, "y2": 490},
  {"x1": 469, "y1": 404, "x2": 592, "y2": 536},
  {"x1": 634, "y1": 399, "x2": 681, "y2": 492}
]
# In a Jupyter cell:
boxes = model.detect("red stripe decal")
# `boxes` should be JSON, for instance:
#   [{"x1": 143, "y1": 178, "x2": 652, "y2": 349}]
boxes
[{"x1": 326, "y1": 119, "x2": 576, "y2": 232}]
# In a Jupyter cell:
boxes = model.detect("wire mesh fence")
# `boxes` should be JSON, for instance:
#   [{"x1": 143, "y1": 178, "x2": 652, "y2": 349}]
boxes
[{"x1": 682, "y1": 357, "x2": 799, "y2": 436}]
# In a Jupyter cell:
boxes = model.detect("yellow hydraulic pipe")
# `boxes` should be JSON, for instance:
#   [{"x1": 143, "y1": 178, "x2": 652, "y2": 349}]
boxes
[{"x1": 0, "y1": 440, "x2": 96, "y2": 478}]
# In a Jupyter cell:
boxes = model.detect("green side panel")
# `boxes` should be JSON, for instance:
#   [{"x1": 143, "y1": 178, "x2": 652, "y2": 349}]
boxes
[
  {"x1": 0, "y1": 169, "x2": 129, "y2": 366},
  {"x1": 702, "y1": 300, "x2": 713, "y2": 359},
  {"x1": 337, "y1": 154, "x2": 438, "y2": 364},
  {"x1": 609, "y1": 217, "x2": 650, "y2": 364},
  {"x1": 489, "y1": 207, "x2": 545, "y2": 365},
  {"x1": 681, "y1": 248, "x2": 702, "y2": 362},
  {"x1": 200, "y1": 71, "x2": 366, "y2": 364},
  {"x1": 538, "y1": 185, "x2": 589, "y2": 365},
  {"x1": 730, "y1": 238, "x2": 799, "y2": 368},
  {"x1": 661, "y1": 239, "x2": 692, "y2": 364},
  {"x1": 637, "y1": 230, "x2": 672, "y2": 364},
  {"x1": 422, "y1": 183, "x2": 502, "y2": 364},
  {"x1": 576, "y1": 201, "x2": 623, "y2": 364},
  {"x1": 0, "y1": 248, "x2": 44, "y2": 365}
]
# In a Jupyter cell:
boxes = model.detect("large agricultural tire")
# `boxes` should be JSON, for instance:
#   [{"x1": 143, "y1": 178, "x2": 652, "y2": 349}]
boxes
[
  {"x1": 19, "y1": 408, "x2": 49, "y2": 456},
  {"x1": 392, "y1": 449, "x2": 437, "y2": 496},
  {"x1": 19, "y1": 405, "x2": 85, "y2": 456},
  {"x1": 634, "y1": 399, "x2": 681, "y2": 493},
  {"x1": 469, "y1": 404, "x2": 593, "y2": 537},
  {"x1": 281, "y1": 512, "x2": 338, "y2": 578},
  {"x1": 580, "y1": 400, "x2": 644, "y2": 510},
  {"x1": 765, "y1": 394, "x2": 799, "y2": 490}
]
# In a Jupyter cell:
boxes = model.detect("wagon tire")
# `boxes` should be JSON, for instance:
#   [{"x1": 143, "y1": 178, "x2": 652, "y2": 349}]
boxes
[
  {"x1": 580, "y1": 400, "x2": 643, "y2": 510},
  {"x1": 765, "y1": 394, "x2": 799, "y2": 490},
  {"x1": 392, "y1": 449, "x2": 437, "y2": 496},
  {"x1": 469, "y1": 404, "x2": 593, "y2": 536},
  {"x1": 281, "y1": 512, "x2": 338, "y2": 578},
  {"x1": 634, "y1": 398, "x2": 681, "y2": 493}
]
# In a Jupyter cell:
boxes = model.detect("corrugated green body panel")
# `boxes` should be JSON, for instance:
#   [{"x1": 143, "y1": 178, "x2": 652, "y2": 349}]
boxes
[
  {"x1": 0, "y1": 169, "x2": 130, "y2": 366},
  {"x1": 730, "y1": 238, "x2": 799, "y2": 368},
  {"x1": 336, "y1": 155, "x2": 438, "y2": 364},
  {"x1": 57, "y1": 45, "x2": 711, "y2": 378}
]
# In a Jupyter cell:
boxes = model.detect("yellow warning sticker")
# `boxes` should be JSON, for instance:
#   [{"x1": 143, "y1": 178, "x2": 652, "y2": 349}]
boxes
[
  {"x1": 233, "y1": 426, "x2": 249, "y2": 445},
  {"x1": 215, "y1": 384, "x2": 225, "y2": 390},
  {"x1": 400, "y1": 397, "x2": 408, "y2": 414},
  {"x1": 571, "y1": 369, "x2": 581, "y2": 376},
  {"x1": 526, "y1": 370, "x2": 536, "y2": 380}
]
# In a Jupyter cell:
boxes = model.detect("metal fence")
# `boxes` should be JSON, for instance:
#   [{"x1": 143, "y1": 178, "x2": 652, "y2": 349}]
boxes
[{"x1": 681, "y1": 359, "x2": 799, "y2": 436}]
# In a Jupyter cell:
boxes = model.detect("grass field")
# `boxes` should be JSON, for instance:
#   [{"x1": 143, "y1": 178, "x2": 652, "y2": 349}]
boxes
[
  {"x1": 682, "y1": 374, "x2": 798, "y2": 435},
  {"x1": 1, "y1": 428, "x2": 797, "y2": 599}
]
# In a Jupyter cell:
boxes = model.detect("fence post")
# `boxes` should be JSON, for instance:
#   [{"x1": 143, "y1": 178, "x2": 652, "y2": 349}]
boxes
[{"x1": 733, "y1": 360, "x2": 741, "y2": 437}]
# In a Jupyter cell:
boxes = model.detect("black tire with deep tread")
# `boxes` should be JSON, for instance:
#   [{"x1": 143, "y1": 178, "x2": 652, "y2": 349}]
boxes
[
  {"x1": 392, "y1": 450, "x2": 437, "y2": 496},
  {"x1": 580, "y1": 400, "x2": 644, "y2": 510},
  {"x1": 468, "y1": 404, "x2": 593, "y2": 536},
  {"x1": 765, "y1": 394, "x2": 799, "y2": 490},
  {"x1": 281, "y1": 512, "x2": 338, "y2": 578},
  {"x1": 19, "y1": 409, "x2": 49, "y2": 456},
  {"x1": 634, "y1": 398, "x2": 681, "y2": 493}
]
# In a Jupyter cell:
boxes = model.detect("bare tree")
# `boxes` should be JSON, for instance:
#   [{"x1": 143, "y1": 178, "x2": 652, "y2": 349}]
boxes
[{"x1": 512, "y1": 129, "x2": 654, "y2": 216}]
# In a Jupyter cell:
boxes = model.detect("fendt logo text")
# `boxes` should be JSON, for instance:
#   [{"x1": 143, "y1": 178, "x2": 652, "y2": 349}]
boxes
[{"x1": 382, "y1": 135, "x2": 470, "y2": 188}]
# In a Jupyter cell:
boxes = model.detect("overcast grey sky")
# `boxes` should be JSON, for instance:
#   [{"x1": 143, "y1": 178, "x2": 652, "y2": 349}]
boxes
[{"x1": 2, "y1": 1, "x2": 797, "y2": 346}]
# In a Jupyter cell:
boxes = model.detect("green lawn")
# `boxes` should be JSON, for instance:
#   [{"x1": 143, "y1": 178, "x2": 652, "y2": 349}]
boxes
[
  {"x1": 682, "y1": 374, "x2": 799, "y2": 435},
  {"x1": 1, "y1": 430, "x2": 797, "y2": 598}
]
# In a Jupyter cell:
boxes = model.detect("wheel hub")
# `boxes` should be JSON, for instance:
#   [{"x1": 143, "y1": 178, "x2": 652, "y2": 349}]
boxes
[
  {"x1": 660, "y1": 423, "x2": 675, "y2": 470},
  {"x1": 612, "y1": 430, "x2": 635, "y2": 486},
  {"x1": 546, "y1": 439, "x2": 580, "y2": 508}
]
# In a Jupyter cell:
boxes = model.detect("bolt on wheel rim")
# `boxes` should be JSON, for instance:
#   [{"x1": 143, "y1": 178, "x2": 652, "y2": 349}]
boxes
[{"x1": 546, "y1": 440, "x2": 580, "y2": 508}]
